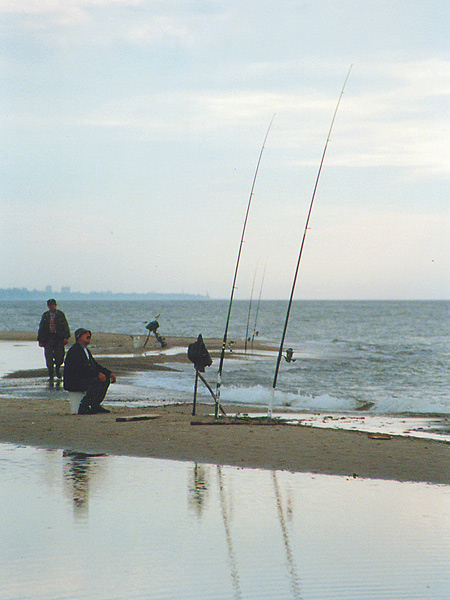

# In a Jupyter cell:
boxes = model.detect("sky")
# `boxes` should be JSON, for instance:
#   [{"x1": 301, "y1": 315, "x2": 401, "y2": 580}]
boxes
[{"x1": 1, "y1": 0, "x2": 449, "y2": 300}]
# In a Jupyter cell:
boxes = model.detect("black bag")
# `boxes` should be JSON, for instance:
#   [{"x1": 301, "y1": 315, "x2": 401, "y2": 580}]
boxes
[
  {"x1": 187, "y1": 334, "x2": 212, "y2": 372},
  {"x1": 145, "y1": 320, "x2": 159, "y2": 332}
]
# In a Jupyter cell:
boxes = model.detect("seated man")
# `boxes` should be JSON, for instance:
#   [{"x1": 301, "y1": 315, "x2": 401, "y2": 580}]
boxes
[{"x1": 64, "y1": 328, "x2": 116, "y2": 414}]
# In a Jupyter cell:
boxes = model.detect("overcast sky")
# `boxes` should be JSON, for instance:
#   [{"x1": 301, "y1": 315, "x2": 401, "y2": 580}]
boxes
[{"x1": 1, "y1": 0, "x2": 449, "y2": 299}]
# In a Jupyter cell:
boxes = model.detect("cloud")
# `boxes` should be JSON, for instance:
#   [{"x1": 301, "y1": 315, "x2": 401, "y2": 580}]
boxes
[
  {"x1": 0, "y1": 0, "x2": 229, "y2": 47},
  {"x1": 270, "y1": 207, "x2": 450, "y2": 300},
  {"x1": 66, "y1": 63, "x2": 448, "y2": 179},
  {"x1": 4, "y1": 77, "x2": 449, "y2": 179},
  {"x1": 124, "y1": 16, "x2": 195, "y2": 46},
  {"x1": 333, "y1": 60, "x2": 450, "y2": 176},
  {"x1": 0, "y1": 0, "x2": 91, "y2": 25},
  {"x1": 0, "y1": 0, "x2": 142, "y2": 15}
]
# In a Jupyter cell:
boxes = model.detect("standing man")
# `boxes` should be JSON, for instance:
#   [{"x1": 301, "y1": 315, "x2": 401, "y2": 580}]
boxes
[
  {"x1": 37, "y1": 298, "x2": 70, "y2": 380},
  {"x1": 63, "y1": 328, "x2": 116, "y2": 414}
]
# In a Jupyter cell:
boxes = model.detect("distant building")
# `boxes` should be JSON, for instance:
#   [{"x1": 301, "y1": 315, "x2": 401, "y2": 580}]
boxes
[{"x1": 0, "y1": 287, "x2": 211, "y2": 301}]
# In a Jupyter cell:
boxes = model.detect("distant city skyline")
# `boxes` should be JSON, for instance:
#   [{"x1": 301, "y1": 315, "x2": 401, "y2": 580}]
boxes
[
  {"x1": 0, "y1": 286, "x2": 209, "y2": 301},
  {"x1": 1, "y1": 285, "x2": 449, "y2": 302}
]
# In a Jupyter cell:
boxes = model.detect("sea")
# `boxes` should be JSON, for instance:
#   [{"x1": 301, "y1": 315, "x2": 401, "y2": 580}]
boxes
[
  {"x1": 1, "y1": 301, "x2": 450, "y2": 599},
  {"x1": 1, "y1": 299, "x2": 449, "y2": 435}
]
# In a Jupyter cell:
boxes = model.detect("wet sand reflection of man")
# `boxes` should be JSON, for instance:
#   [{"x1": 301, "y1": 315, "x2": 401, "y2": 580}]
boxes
[{"x1": 63, "y1": 450, "x2": 106, "y2": 519}]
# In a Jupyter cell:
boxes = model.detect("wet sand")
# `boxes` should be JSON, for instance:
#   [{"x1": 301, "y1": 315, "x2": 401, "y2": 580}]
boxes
[{"x1": 1, "y1": 331, "x2": 449, "y2": 484}]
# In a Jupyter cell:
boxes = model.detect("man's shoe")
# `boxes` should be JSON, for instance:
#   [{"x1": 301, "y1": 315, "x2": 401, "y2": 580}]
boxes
[
  {"x1": 94, "y1": 405, "x2": 111, "y2": 414},
  {"x1": 78, "y1": 403, "x2": 93, "y2": 415}
]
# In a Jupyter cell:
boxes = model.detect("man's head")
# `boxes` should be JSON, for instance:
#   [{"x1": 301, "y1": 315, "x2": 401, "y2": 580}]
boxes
[
  {"x1": 75, "y1": 328, "x2": 92, "y2": 347},
  {"x1": 47, "y1": 299, "x2": 57, "y2": 313}
]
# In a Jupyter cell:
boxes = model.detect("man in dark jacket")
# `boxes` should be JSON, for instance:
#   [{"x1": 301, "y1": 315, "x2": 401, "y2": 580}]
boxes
[
  {"x1": 37, "y1": 299, "x2": 70, "y2": 379},
  {"x1": 63, "y1": 328, "x2": 116, "y2": 414}
]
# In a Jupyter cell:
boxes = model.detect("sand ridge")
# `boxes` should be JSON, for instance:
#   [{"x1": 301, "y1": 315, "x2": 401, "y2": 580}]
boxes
[{"x1": 0, "y1": 331, "x2": 449, "y2": 484}]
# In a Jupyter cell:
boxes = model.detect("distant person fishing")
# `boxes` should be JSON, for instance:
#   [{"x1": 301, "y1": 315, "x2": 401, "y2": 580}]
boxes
[
  {"x1": 143, "y1": 315, "x2": 166, "y2": 348},
  {"x1": 284, "y1": 348, "x2": 296, "y2": 363}
]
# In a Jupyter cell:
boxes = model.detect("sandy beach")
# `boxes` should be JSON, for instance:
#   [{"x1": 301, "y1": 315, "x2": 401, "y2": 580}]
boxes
[{"x1": 1, "y1": 330, "x2": 449, "y2": 484}]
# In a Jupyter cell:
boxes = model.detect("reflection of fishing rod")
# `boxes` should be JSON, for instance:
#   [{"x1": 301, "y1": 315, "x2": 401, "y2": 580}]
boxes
[
  {"x1": 217, "y1": 466, "x2": 242, "y2": 600},
  {"x1": 244, "y1": 266, "x2": 258, "y2": 353},
  {"x1": 251, "y1": 263, "x2": 266, "y2": 351},
  {"x1": 215, "y1": 115, "x2": 276, "y2": 418},
  {"x1": 272, "y1": 472, "x2": 302, "y2": 600},
  {"x1": 268, "y1": 67, "x2": 352, "y2": 417}
]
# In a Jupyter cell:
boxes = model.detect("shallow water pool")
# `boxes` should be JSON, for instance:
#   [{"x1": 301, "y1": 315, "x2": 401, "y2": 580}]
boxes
[{"x1": 0, "y1": 443, "x2": 449, "y2": 600}]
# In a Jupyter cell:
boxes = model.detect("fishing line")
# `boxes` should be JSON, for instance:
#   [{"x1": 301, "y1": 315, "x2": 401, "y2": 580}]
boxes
[
  {"x1": 215, "y1": 114, "x2": 276, "y2": 418},
  {"x1": 268, "y1": 66, "x2": 352, "y2": 417}
]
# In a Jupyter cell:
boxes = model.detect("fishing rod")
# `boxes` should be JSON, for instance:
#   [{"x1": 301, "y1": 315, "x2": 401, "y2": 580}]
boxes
[
  {"x1": 215, "y1": 114, "x2": 276, "y2": 418},
  {"x1": 244, "y1": 266, "x2": 258, "y2": 353},
  {"x1": 251, "y1": 263, "x2": 266, "y2": 350},
  {"x1": 268, "y1": 66, "x2": 352, "y2": 417}
]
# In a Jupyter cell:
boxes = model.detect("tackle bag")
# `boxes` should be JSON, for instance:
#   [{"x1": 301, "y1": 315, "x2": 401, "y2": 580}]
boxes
[{"x1": 187, "y1": 334, "x2": 212, "y2": 372}]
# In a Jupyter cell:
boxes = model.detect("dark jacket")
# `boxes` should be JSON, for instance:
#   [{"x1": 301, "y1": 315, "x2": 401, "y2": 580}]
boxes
[
  {"x1": 63, "y1": 342, "x2": 111, "y2": 391},
  {"x1": 37, "y1": 310, "x2": 70, "y2": 346}
]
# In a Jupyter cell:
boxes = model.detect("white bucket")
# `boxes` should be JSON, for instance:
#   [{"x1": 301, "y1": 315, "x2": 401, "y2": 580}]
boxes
[
  {"x1": 132, "y1": 336, "x2": 141, "y2": 348},
  {"x1": 67, "y1": 391, "x2": 85, "y2": 414}
]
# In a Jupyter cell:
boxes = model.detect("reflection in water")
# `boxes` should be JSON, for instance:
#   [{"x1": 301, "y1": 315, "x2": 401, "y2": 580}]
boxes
[
  {"x1": 62, "y1": 450, "x2": 105, "y2": 518},
  {"x1": 48, "y1": 378, "x2": 62, "y2": 390},
  {"x1": 217, "y1": 466, "x2": 242, "y2": 600},
  {"x1": 1, "y1": 444, "x2": 449, "y2": 600},
  {"x1": 213, "y1": 465, "x2": 303, "y2": 600},
  {"x1": 273, "y1": 472, "x2": 302, "y2": 600},
  {"x1": 188, "y1": 463, "x2": 209, "y2": 517}
]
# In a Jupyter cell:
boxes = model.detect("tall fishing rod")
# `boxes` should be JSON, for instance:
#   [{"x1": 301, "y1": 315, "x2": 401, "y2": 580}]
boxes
[
  {"x1": 244, "y1": 266, "x2": 258, "y2": 353},
  {"x1": 251, "y1": 263, "x2": 266, "y2": 350},
  {"x1": 268, "y1": 66, "x2": 352, "y2": 417},
  {"x1": 215, "y1": 114, "x2": 276, "y2": 418}
]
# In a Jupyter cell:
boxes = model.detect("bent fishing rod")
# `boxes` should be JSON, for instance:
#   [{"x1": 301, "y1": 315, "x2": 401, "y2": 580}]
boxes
[
  {"x1": 215, "y1": 114, "x2": 276, "y2": 418},
  {"x1": 251, "y1": 262, "x2": 266, "y2": 350},
  {"x1": 268, "y1": 66, "x2": 352, "y2": 417},
  {"x1": 244, "y1": 265, "x2": 258, "y2": 353}
]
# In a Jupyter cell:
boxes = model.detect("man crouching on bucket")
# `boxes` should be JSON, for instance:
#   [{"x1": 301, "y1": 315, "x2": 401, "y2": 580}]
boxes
[{"x1": 64, "y1": 328, "x2": 116, "y2": 414}]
